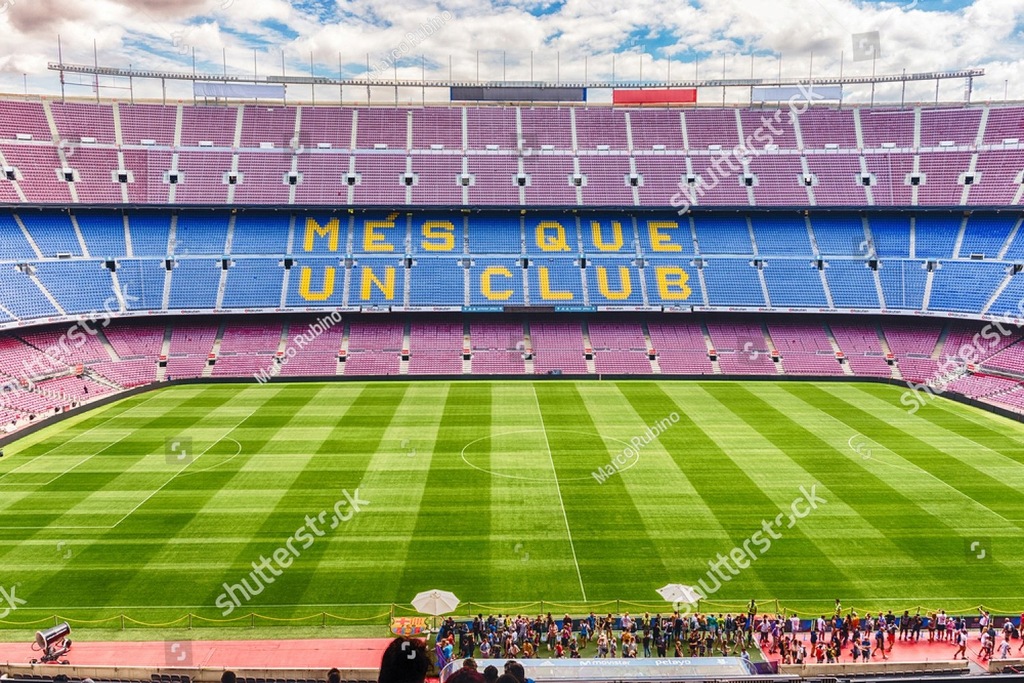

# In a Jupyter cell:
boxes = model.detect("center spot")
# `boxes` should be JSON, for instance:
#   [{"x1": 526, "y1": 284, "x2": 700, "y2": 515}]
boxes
[{"x1": 460, "y1": 429, "x2": 637, "y2": 482}]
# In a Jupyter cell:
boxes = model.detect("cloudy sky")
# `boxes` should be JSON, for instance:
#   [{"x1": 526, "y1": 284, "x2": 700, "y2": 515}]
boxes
[{"x1": 0, "y1": 0, "x2": 1021, "y2": 104}]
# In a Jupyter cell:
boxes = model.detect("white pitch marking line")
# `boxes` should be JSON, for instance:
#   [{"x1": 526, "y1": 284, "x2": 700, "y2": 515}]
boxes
[
  {"x1": 0, "y1": 404, "x2": 260, "y2": 531},
  {"x1": 532, "y1": 386, "x2": 587, "y2": 602},
  {"x1": 109, "y1": 406, "x2": 261, "y2": 529},
  {"x1": 0, "y1": 392, "x2": 164, "y2": 484}
]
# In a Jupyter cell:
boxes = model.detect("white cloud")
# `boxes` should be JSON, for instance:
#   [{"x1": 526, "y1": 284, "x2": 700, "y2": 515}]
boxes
[{"x1": 0, "y1": 0, "x2": 1020, "y2": 102}]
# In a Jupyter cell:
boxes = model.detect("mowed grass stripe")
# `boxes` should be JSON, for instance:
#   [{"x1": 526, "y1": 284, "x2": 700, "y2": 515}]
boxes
[
  {"x1": 663, "y1": 382, "x2": 931, "y2": 598},
  {"x1": 10, "y1": 385, "x2": 264, "y2": 614},
  {"x1": 103, "y1": 384, "x2": 335, "y2": 616},
  {"x1": 702, "y1": 383, "x2": 1004, "y2": 588},
  {"x1": 765, "y1": 383, "x2": 1022, "y2": 600},
  {"x1": 395, "y1": 383, "x2": 493, "y2": 602},
  {"x1": 79, "y1": 384, "x2": 296, "y2": 613},
  {"x1": 200, "y1": 383, "x2": 410, "y2": 616},
  {"x1": 298, "y1": 383, "x2": 452, "y2": 608},
  {"x1": 848, "y1": 383, "x2": 1024, "y2": 495},
  {"x1": 2, "y1": 379, "x2": 1023, "y2": 624},
  {"x1": 533, "y1": 383, "x2": 669, "y2": 601},
  {"x1": 619, "y1": 382, "x2": 849, "y2": 602},
  {"x1": 487, "y1": 383, "x2": 575, "y2": 603},
  {"x1": 577, "y1": 384, "x2": 755, "y2": 596},
  {"x1": 780, "y1": 384, "x2": 1024, "y2": 525},
  {"x1": 0, "y1": 387, "x2": 242, "y2": 537},
  {"x1": 753, "y1": 385, "x2": 1007, "y2": 528},
  {"x1": 1, "y1": 391, "x2": 164, "y2": 465}
]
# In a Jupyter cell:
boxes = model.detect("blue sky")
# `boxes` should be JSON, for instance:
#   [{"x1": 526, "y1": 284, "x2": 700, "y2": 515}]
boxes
[{"x1": 0, "y1": 0, "x2": 1020, "y2": 103}]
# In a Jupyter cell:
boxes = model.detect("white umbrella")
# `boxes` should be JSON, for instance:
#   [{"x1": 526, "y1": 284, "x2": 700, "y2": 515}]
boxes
[
  {"x1": 411, "y1": 589, "x2": 461, "y2": 616},
  {"x1": 656, "y1": 584, "x2": 702, "y2": 605}
]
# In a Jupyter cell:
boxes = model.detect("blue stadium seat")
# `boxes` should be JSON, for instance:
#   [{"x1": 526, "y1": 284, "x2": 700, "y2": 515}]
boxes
[
  {"x1": 410, "y1": 258, "x2": 465, "y2": 306},
  {"x1": 928, "y1": 261, "x2": 1006, "y2": 313},
  {"x1": 867, "y1": 215, "x2": 911, "y2": 258},
  {"x1": 524, "y1": 216, "x2": 571, "y2": 257},
  {"x1": 286, "y1": 258, "x2": 346, "y2": 308},
  {"x1": 350, "y1": 257, "x2": 406, "y2": 307},
  {"x1": 693, "y1": 216, "x2": 754, "y2": 255},
  {"x1": 528, "y1": 256, "x2": 585, "y2": 304},
  {"x1": 168, "y1": 259, "x2": 221, "y2": 309},
  {"x1": 0, "y1": 212, "x2": 38, "y2": 260},
  {"x1": 763, "y1": 261, "x2": 828, "y2": 307},
  {"x1": 824, "y1": 260, "x2": 880, "y2": 308},
  {"x1": 751, "y1": 216, "x2": 814, "y2": 256},
  {"x1": 958, "y1": 214, "x2": 1017, "y2": 258},
  {"x1": 877, "y1": 260, "x2": 928, "y2": 310},
  {"x1": 410, "y1": 214, "x2": 463, "y2": 256},
  {"x1": 635, "y1": 215, "x2": 694, "y2": 257},
  {"x1": 585, "y1": 259, "x2": 644, "y2": 306},
  {"x1": 75, "y1": 211, "x2": 127, "y2": 258},
  {"x1": 810, "y1": 214, "x2": 867, "y2": 256},
  {"x1": 19, "y1": 211, "x2": 82, "y2": 257},
  {"x1": 703, "y1": 260, "x2": 765, "y2": 306},
  {"x1": 222, "y1": 258, "x2": 285, "y2": 308},
  {"x1": 987, "y1": 273, "x2": 1024, "y2": 318},
  {"x1": 231, "y1": 212, "x2": 291, "y2": 255},
  {"x1": 296, "y1": 214, "x2": 349, "y2": 256},
  {"x1": 352, "y1": 213, "x2": 405, "y2": 256},
  {"x1": 32, "y1": 260, "x2": 117, "y2": 314},
  {"x1": 642, "y1": 259, "x2": 701, "y2": 307},
  {"x1": 174, "y1": 213, "x2": 229, "y2": 256},
  {"x1": 0, "y1": 265, "x2": 59, "y2": 319},
  {"x1": 117, "y1": 259, "x2": 168, "y2": 310},
  {"x1": 469, "y1": 258, "x2": 524, "y2": 306},
  {"x1": 914, "y1": 215, "x2": 960, "y2": 260},
  {"x1": 127, "y1": 212, "x2": 172, "y2": 257}
]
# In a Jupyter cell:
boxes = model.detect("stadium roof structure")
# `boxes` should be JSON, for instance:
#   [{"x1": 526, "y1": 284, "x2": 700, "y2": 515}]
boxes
[{"x1": 47, "y1": 60, "x2": 984, "y2": 108}]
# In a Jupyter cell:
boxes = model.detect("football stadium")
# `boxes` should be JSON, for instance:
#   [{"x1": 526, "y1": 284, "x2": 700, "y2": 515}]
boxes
[{"x1": 1, "y1": 2, "x2": 1024, "y2": 682}]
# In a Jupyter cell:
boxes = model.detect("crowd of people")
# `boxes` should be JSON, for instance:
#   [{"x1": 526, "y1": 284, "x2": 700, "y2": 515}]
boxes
[{"x1": 426, "y1": 602, "x2": 1024, "y2": 667}]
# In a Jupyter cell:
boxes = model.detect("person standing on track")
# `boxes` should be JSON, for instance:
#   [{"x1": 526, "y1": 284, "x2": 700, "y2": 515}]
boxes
[{"x1": 952, "y1": 627, "x2": 968, "y2": 660}]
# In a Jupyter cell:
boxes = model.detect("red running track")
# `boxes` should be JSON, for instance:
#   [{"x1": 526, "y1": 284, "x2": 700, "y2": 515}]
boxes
[
  {"x1": 760, "y1": 631, "x2": 1011, "y2": 669},
  {"x1": 0, "y1": 638, "x2": 393, "y2": 670}
]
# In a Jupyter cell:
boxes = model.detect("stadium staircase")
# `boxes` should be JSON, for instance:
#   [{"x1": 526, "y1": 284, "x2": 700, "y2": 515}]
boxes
[
  {"x1": 824, "y1": 323, "x2": 856, "y2": 377},
  {"x1": 155, "y1": 326, "x2": 172, "y2": 382},
  {"x1": 641, "y1": 322, "x2": 661, "y2": 374},
  {"x1": 202, "y1": 321, "x2": 227, "y2": 378},
  {"x1": 699, "y1": 321, "x2": 722, "y2": 374}
]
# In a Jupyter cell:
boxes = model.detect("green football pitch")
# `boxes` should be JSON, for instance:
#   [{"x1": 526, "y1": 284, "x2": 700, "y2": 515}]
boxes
[{"x1": 1, "y1": 380, "x2": 1022, "y2": 630}]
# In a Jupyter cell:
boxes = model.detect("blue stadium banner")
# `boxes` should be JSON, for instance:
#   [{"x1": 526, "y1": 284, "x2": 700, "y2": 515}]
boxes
[{"x1": 463, "y1": 306, "x2": 505, "y2": 313}]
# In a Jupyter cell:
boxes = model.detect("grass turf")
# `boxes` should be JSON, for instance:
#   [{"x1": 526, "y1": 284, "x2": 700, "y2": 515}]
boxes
[{"x1": 0, "y1": 380, "x2": 1022, "y2": 633}]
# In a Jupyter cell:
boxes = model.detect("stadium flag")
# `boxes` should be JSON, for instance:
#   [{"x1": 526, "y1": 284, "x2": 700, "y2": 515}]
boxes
[{"x1": 391, "y1": 616, "x2": 428, "y2": 636}]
